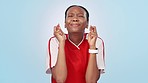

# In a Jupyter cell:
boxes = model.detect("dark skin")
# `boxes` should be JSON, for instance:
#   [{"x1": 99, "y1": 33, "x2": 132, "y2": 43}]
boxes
[
  {"x1": 65, "y1": 6, "x2": 88, "y2": 45},
  {"x1": 52, "y1": 6, "x2": 100, "y2": 83}
]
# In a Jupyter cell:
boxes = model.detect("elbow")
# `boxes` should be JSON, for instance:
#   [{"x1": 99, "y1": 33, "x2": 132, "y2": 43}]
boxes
[
  {"x1": 85, "y1": 73, "x2": 100, "y2": 83},
  {"x1": 51, "y1": 69, "x2": 67, "y2": 83},
  {"x1": 86, "y1": 79, "x2": 98, "y2": 83},
  {"x1": 53, "y1": 72, "x2": 67, "y2": 83},
  {"x1": 55, "y1": 75, "x2": 67, "y2": 83}
]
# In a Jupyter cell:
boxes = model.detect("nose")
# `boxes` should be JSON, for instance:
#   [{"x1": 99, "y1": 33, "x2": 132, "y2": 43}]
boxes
[{"x1": 72, "y1": 17, "x2": 79, "y2": 22}]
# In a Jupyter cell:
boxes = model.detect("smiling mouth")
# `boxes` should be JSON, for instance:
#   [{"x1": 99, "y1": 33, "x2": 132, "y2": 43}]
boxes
[{"x1": 70, "y1": 24, "x2": 80, "y2": 27}]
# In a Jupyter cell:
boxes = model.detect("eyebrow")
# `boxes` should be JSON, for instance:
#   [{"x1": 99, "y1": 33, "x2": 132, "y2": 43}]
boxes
[{"x1": 68, "y1": 13, "x2": 84, "y2": 15}]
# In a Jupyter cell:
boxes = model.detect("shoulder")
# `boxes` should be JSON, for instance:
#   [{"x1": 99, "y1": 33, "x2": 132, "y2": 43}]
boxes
[
  {"x1": 48, "y1": 36, "x2": 58, "y2": 44},
  {"x1": 97, "y1": 37, "x2": 104, "y2": 45}
]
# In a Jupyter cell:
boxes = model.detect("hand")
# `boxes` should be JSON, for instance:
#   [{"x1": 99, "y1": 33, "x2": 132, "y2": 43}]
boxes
[
  {"x1": 54, "y1": 24, "x2": 65, "y2": 43},
  {"x1": 88, "y1": 25, "x2": 98, "y2": 49}
]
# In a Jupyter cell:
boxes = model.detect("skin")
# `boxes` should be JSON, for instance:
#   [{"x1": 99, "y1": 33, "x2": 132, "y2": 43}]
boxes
[
  {"x1": 65, "y1": 6, "x2": 88, "y2": 45},
  {"x1": 52, "y1": 6, "x2": 100, "y2": 83}
]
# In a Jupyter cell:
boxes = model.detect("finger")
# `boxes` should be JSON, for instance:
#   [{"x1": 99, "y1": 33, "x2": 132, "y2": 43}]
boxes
[
  {"x1": 89, "y1": 25, "x2": 93, "y2": 32},
  {"x1": 57, "y1": 24, "x2": 61, "y2": 30},
  {"x1": 89, "y1": 31, "x2": 98, "y2": 38},
  {"x1": 88, "y1": 32, "x2": 94, "y2": 38},
  {"x1": 54, "y1": 26, "x2": 57, "y2": 32},
  {"x1": 57, "y1": 24, "x2": 65, "y2": 35},
  {"x1": 54, "y1": 25, "x2": 60, "y2": 35},
  {"x1": 90, "y1": 26, "x2": 97, "y2": 36},
  {"x1": 92, "y1": 26, "x2": 97, "y2": 33}
]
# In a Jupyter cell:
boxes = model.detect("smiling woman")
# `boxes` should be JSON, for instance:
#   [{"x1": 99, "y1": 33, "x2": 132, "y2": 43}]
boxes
[
  {"x1": 46, "y1": 5, "x2": 105, "y2": 83},
  {"x1": 65, "y1": 6, "x2": 88, "y2": 36},
  {"x1": 1, "y1": 0, "x2": 147, "y2": 83}
]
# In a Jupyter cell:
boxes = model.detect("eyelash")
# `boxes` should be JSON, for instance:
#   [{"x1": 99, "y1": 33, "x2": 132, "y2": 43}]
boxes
[
  {"x1": 79, "y1": 16, "x2": 84, "y2": 17},
  {"x1": 68, "y1": 15, "x2": 72, "y2": 17},
  {"x1": 68, "y1": 15, "x2": 84, "y2": 17}
]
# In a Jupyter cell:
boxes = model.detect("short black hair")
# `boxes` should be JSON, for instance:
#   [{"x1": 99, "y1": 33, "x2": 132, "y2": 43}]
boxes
[{"x1": 65, "y1": 5, "x2": 89, "y2": 22}]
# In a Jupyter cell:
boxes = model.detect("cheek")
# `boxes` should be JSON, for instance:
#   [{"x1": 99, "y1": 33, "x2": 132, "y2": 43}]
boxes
[
  {"x1": 65, "y1": 19, "x2": 69, "y2": 27},
  {"x1": 81, "y1": 20, "x2": 87, "y2": 25},
  {"x1": 66, "y1": 18, "x2": 71, "y2": 22},
  {"x1": 65, "y1": 20, "x2": 70, "y2": 27},
  {"x1": 80, "y1": 18, "x2": 87, "y2": 23}
]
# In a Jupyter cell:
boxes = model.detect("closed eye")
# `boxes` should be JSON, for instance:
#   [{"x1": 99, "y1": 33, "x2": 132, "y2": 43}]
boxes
[
  {"x1": 68, "y1": 15, "x2": 73, "y2": 17},
  {"x1": 78, "y1": 15, "x2": 84, "y2": 17}
]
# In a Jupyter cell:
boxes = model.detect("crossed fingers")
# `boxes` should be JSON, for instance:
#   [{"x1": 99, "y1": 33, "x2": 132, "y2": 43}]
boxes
[
  {"x1": 54, "y1": 24, "x2": 64, "y2": 36},
  {"x1": 89, "y1": 25, "x2": 98, "y2": 38}
]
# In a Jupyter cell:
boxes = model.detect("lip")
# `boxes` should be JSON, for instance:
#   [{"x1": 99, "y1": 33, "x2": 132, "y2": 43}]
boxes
[{"x1": 70, "y1": 24, "x2": 80, "y2": 27}]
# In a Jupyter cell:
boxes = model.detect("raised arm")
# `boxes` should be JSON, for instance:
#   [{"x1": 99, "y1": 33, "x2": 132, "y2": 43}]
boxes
[
  {"x1": 85, "y1": 26, "x2": 100, "y2": 83},
  {"x1": 51, "y1": 24, "x2": 67, "y2": 83}
]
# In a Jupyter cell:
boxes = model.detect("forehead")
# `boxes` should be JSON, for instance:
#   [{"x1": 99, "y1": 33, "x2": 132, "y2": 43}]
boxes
[{"x1": 67, "y1": 6, "x2": 86, "y2": 14}]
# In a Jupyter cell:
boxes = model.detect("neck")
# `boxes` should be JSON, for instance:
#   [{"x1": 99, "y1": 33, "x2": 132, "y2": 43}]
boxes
[{"x1": 68, "y1": 32, "x2": 84, "y2": 45}]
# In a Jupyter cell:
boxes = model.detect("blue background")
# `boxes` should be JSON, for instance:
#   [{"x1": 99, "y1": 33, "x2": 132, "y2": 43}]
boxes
[{"x1": 0, "y1": 0, "x2": 148, "y2": 83}]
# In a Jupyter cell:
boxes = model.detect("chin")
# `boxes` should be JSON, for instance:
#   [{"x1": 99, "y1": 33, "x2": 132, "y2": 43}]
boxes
[{"x1": 68, "y1": 30, "x2": 84, "y2": 34}]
